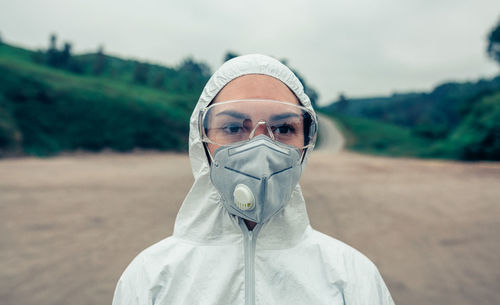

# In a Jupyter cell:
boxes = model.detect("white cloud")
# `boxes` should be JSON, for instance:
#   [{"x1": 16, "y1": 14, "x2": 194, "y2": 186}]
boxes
[{"x1": 0, "y1": 0, "x2": 499, "y2": 105}]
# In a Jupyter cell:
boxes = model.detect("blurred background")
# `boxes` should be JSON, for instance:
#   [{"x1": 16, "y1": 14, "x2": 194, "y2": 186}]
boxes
[{"x1": 0, "y1": 1, "x2": 499, "y2": 304}]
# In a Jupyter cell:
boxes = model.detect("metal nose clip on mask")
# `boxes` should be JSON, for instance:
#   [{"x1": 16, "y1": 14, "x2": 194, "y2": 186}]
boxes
[{"x1": 210, "y1": 135, "x2": 302, "y2": 224}]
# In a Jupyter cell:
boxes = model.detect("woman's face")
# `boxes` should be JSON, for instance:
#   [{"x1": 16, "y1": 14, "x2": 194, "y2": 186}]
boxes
[{"x1": 207, "y1": 74, "x2": 301, "y2": 155}]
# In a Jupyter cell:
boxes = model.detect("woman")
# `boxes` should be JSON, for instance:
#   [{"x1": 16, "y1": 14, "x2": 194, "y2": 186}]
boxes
[{"x1": 112, "y1": 54, "x2": 395, "y2": 305}]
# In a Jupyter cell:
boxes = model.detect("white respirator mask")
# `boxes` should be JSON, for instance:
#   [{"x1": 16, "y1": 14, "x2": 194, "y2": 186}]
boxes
[{"x1": 199, "y1": 99, "x2": 317, "y2": 223}]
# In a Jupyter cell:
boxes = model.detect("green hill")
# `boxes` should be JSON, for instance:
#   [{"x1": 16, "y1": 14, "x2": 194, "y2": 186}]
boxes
[
  {"x1": 321, "y1": 77, "x2": 500, "y2": 160},
  {"x1": 325, "y1": 113, "x2": 434, "y2": 158},
  {"x1": 2, "y1": 38, "x2": 498, "y2": 161},
  {"x1": 0, "y1": 42, "x2": 207, "y2": 157}
]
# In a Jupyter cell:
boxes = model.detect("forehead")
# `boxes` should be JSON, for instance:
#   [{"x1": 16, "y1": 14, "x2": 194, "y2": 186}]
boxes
[
  {"x1": 214, "y1": 74, "x2": 299, "y2": 105},
  {"x1": 209, "y1": 100, "x2": 303, "y2": 122}
]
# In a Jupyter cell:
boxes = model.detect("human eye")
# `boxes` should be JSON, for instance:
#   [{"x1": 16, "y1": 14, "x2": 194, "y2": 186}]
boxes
[
  {"x1": 221, "y1": 122, "x2": 245, "y2": 134},
  {"x1": 273, "y1": 123, "x2": 296, "y2": 135}
]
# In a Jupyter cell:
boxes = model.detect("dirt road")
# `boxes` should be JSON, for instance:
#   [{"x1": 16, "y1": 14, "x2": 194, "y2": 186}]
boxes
[
  {"x1": 316, "y1": 114, "x2": 345, "y2": 152},
  {"x1": 1, "y1": 150, "x2": 499, "y2": 305}
]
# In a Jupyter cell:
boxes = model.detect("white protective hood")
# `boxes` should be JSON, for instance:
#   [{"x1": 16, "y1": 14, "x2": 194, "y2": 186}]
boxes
[
  {"x1": 112, "y1": 54, "x2": 395, "y2": 305},
  {"x1": 173, "y1": 54, "x2": 313, "y2": 248}
]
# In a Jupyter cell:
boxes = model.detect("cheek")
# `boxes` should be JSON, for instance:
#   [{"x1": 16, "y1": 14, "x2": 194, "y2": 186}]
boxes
[
  {"x1": 207, "y1": 143, "x2": 220, "y2": 156},
  {"x1": 292, "y1": 134, "x2": 305, "y2": 147}
]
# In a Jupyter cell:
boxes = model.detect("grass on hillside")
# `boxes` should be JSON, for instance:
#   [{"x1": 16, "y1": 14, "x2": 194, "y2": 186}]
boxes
[
  {"x1": 322, "y1": 89, "x2": 500, "y2": 161},
  {"x1": 445, "y1": 91, "x2": 500, "y2": 160},
  {"x1": 0, "y1": 43, "x2": 198, "y2": 157},
  {"x1": 323, "y1": 112, "x2": 441, "y2": 158}
]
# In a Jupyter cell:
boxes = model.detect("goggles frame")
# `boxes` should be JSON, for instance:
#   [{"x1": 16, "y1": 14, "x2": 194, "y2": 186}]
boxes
[{"x1": 198, "y1": 99, "x2": 318, "y2": 150}]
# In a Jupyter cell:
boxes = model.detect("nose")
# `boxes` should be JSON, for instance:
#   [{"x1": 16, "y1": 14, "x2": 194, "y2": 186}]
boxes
[
  {"x1": 249, "y1": 120, "x2": 275, "y2": 140},
  {"x1": 252, "y1": 125, "x2": 268, "y2": 137}
]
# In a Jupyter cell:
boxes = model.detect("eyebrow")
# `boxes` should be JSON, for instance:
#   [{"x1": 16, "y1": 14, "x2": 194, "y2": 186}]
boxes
[
  {"x1": 270, "y1": 112, "x2": 301, "y2": 121},
  {"x1": 215, "y1": 110, "x2": 250, "y2": 120}
]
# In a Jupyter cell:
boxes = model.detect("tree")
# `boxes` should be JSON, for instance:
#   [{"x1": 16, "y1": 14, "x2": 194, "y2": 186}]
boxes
[
  {"x1": 448, "y1": 91, "x2": 500, "y2": 160},
  {"x1": 290, "y1": 68, "x2": 319, "y2": 108},
  {"x1": 45, "y1": 34, "x2": 72, "y2": 68},
  {"x1": 153, "y1": 71, "x2": 166, "y2": 89},
  {"x1": 60, "y1": 42, "x2": 72, "y2": 66},
  {"x1": 179, "y1": 57, "x2": 210, "y2": 77},
  {"x1": 133, "y1": 62, "x2": 150, "y2": 84},
  {"x1": 177, "y1": 57, "x2": 211, "y2": 91},
  {"x1": 487, "y1": 18, "x2": 500, "y2": 65},
  {"x1": 223, "y1": 51, "x2": 239, "y2": 63},
  {"x1": 93, "y1": 45, "x2": 106, "y2": 75},
  {"x1": 49, "y1": 34, "x2": 57, "y2": 50},
  {"x1": 336, "y1": 93, "x2": 349, "y2": 112},
  {"x1": 46, "y1": 34, "x2": 59, "y2": 67}
]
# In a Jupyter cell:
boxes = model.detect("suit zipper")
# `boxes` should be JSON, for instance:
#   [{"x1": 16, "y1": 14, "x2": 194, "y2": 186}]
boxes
[{"x1": 240, "y1": 221, "x2": 261, "y2": 305}]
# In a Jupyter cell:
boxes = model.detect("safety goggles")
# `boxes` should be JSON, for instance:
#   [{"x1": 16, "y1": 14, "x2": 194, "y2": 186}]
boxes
[{"x1": 199, "y1": 99, "x2": 318, "y2": 149}]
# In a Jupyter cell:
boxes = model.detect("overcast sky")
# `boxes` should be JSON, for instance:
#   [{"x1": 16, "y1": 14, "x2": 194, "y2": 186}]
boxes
[{"x1": 1, "y1": 0, "x2": 499, "y2": 105}]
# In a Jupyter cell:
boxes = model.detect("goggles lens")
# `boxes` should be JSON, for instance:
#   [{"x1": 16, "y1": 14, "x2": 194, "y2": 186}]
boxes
[{"x1": 200, "y1": 99, "x2": 317, "y2": 149}]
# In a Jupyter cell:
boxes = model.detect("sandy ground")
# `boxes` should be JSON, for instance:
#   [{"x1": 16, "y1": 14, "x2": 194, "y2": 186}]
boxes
[{"x1": 1, "y1": 150, "x2": 499, "y2": 305}]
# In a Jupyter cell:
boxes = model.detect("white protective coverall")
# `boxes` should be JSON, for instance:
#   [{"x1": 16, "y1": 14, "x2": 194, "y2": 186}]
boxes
[{"x1": 112, "y1": 54, "x2": 395, "y2": 305}]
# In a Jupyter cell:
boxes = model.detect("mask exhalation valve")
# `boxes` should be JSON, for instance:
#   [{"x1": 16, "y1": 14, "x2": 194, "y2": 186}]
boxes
[{"x1": 233, "y1": 184, "x2": 255, "y2": 211}]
